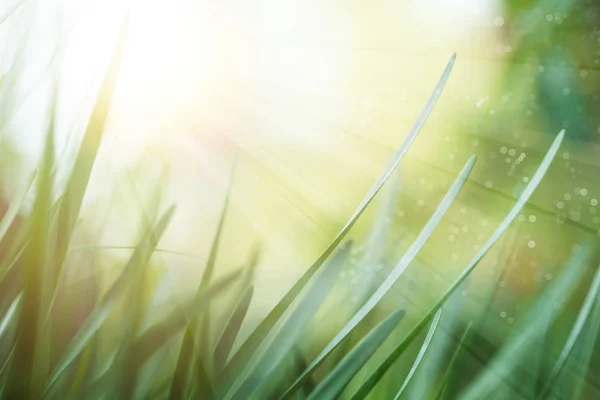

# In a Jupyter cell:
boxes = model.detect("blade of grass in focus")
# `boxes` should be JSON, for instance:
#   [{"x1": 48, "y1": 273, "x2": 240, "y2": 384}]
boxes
[
  {"x1": 218, "y1": 54, "x2": 456, "y2": 389},
  {"x1": 307, "y1": 309, "x2": 406, "y2": 400},
  {"x1": 393, "y1": 309, "x2": 442, "y2": 399},
  {"x1": 281, "y1": 154, "x2": 475, "y2": 400},
  {"x1": 226, "y1": 242, "x2": 352, "y2": 400},
  {"x1": 348, "y1": 129, "x2": 565, "y2": 400}
]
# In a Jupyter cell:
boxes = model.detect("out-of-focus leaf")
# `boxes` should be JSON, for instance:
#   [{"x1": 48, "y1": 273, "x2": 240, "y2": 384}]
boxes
[
  {"x1": 435, "y1": 322, "x2": 473, "y2": 400},
  {"x1": 213, "y1": 286, "x2": 254, "y2": 373},
  {"x1": 54, "y1": 15, "x2": 129, "y2": 287},
  {"x1": 460, "y1": 245, "x2": 594, "y2": 400},
  {"x1": 46, "y1": 206, "x2": 175, "y2": 391},
  {"x1": 307, "y1": 309, "x2": 406, "y2": 400},
  {"x1": 539, "y1": 262, "x2": 600, "y2": 399}
]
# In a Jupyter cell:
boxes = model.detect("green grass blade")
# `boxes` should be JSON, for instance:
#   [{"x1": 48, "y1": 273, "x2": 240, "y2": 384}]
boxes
[
  {"x1": 538, "y1": 262, "x2": 600, "y2": 399},
  {"x1": 459, "y1": 244, "x2": 594, "y2": 400},
  {"x1": 348, "y1": 129, "x2": 565, "y2": 400},
  {"x1": 307, "y1": 309, "x2": 406, "y2": 400},
  {"x1": 168, "y1": 172, "x2": 234, "y2": 399},
  {"x1": 213, "y1": 285, "x2": 254, "y2": 373},
  {"x1": 6, "y1": 116, "x2": 55, "y2": 399},
  {"x1": 0, "y1": 171, "x2": 34, "y2": 246},
  {"x1": 126, "y1": 269, "x2": 242, "y2": 369},
  {"x1": 226, "y1": 242, "x2": 352, "y2": 400},
  {"x1": 393, "y1": 309, "x2": 442, "y2": 400},
  {"x1": 46, "y1": 206, "x2": 175, "y2": 391},
  {"x1": 434, "y1": 321, "x2": 473, "y2": 400},
  {"x1": 0, "y1": 292, "x2": 21, "y2": 339},
  {"x1": 281, "y1": 155, "x2": 475, "y2": 399},
  {"x1": 54, "y1": 15, "x2": 129, "y2": 286},
  {"x1": 219, "y1": 54, "x2": 456, "y2": 386}
]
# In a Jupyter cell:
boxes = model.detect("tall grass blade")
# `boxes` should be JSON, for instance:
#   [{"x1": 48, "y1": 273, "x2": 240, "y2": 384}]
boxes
[
  {"x1": 126, "y1": 269, "x2": 242, "y2": 369},
  {"x1": 0, "y1": 292, "x2": 21, "y2": 339},
  {"x1": 6, "y1": 115, "x2": 55, "y2": 399},
  {"x1": 219, "y1": 54, "x2": 456, "y2": 386},
  {"x1": 54, "y1": 15, "x2": 129, "y2": 286},
  {"x1": 213, "y1": 285, "x2": 254, "y2": 373},
  {"x1": 460, "y1": 244, "x2": 594, "y2": 400},
  {"x1": 538, "y1": 261, "x2": 600, "y2": 399},
  {"x1": 348, "y1": 129, "x2": 565, "y2": 399},
  {"x1": 46, "y1": 206, "x2": 175, "y2": 391},
  {"x1": 434, "y1": 321, "x2": 473, "y2": 400},
  {"x1": 226, "y1": 242, "x2": 352, "y2": 400},
  {"x1": 0, "y1": 171, "x2": 34, "y2": 246},
  {"x1": 307, "y1": 309, "x2": 406, "y2": 400},
  {"x1": 281, "y1": 155, "x2": 475, "y2": 399},
  {"x1": 393, "y1": 309, "x2": 442, "y2": 399}
]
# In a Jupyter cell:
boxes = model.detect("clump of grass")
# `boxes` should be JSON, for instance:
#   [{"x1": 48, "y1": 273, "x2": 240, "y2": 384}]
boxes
[{"x1": 0, "y1": 12, "x2": 597, "y2": 400}]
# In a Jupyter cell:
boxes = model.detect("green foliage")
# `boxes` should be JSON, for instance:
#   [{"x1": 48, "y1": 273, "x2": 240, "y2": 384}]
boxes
[{"x1": 0, "y1": 15, "x2": 597, "y2": 398}]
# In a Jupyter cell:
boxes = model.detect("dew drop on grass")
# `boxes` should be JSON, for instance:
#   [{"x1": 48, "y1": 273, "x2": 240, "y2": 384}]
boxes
[
  {"x1": 500, "y1": 311, "x2": 507, "y2": 318},
  {"x1": 529, "y1": 215, "x2": 537, "y2": 223},
  {"x1": 591, "y1": 198, "x2": 598, "y2": 206},
  {"x1": 581, "y1": 188, "x2": 588, "y2": 196},
  {"x1": 485, "y1": 181, "x2": 493, "y2": 188},
  {"x1": 528, "y1": 240, "x2": 536, "y2": 248},
  {"x1": 557, "y1": 201, "x2": 565, "y2": 209},
  {"x1": 507, "y1": 317, "x2": 514, "y2": 324}
]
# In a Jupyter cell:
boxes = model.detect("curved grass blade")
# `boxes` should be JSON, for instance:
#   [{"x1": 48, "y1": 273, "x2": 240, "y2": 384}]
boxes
[
  {"x1": 538, "y1": 262, "x2": 600, "y2": 399},
  {"x1": 46, "y1": 206, "x2": 175, "y2": 392},
  {"x1": 460, "y1": 243, "x2": 594, "y2": 400},
  {"x1": 218, "y1": 53, "x2": 456, "y2": 387},
  {"x1": 434, "y1": 321, "x2": 473, "y2": 400},
  {"x1": 213, "y1": 285, "x2": 254, "y2": 373},
  {"x1": 227, "y1": 242, "x2": 352, "y2": 400},
  {"x1": 348, "y1": 129, "x2": 565, "y2": 400},
  {"x1": 307, "y1": 309, "x2": 406, "y2": 400},
  {"x1": 54, "y1": 15, "x2": 129, "y2": 287},
  {"x1": 281, "y1": 155, "x2": 475, "y2": 400},
  {"x1": 393, "y1": 309, "x2": 442, "y2": 399}
]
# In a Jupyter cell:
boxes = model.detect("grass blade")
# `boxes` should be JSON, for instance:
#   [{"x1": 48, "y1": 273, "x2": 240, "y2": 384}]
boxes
[
  {"x1": 460, "y1": 244, "x2": 594, "y2": 400},
  {"x1": 46, "y1": 206, "x2": 175, "y2": 391},
  {"x1": 218, "y1": 53, "x2": 456, "y2": 386},
  {"x1": 393, "y1": 309, "x2": 442, "y2": 399},
  {"x1": 126, "y1": 269, "x2": 242, "y2": 369},
  {"x1": 54, "y1": 15, "x2": 129, "y2": 286},
  {"x1": 348, "y1": 129, "x2": 565, "y2": 400},
  {"x1": 226, "y1": 242, "x2": 352, "y2": 400},
  {"x1": 281, "y1": 155, "x2": 475, "y2": 399},
  {"x1": 213, "y1": 285, "x2": 254, "y2": 373},
  {"x1": 307, "y1": 309, "x2": 406, "y2": 400},
  {"x1": 538, "y1": 262, "x2": 600, "y2": 399},
  {"x1": 0, "y1": 171, "x2": 34, "y2": 246},
  {"x1": 434, "y1": 321, "x2": 473, "y2": 400},
  {"x1": 0, "y1": 292, "x2": 21, "y2": 339}
]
